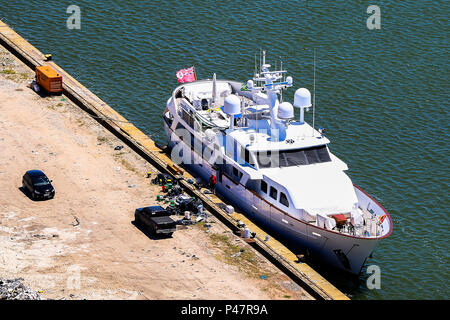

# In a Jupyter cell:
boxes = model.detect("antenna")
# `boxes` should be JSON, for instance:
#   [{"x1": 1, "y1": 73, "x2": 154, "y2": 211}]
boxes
[
  {"x1": 254, "y1": 53, "x2": 257, "y2": 78},
  {"x1": 280, "y1": 56, "x2": 283, "y2": 102},
  {"x1": 259, "y1": 48, "x2": 262, "y2": 74},
  {"x1": 312, "y1": 49, "x2": 316, "y2": 137}
]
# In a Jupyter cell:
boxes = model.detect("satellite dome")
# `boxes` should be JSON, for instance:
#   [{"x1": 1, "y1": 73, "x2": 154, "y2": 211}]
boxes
[
  {"x1": 294, "y1": 88, "x2": 312, "y2": 108},
  {"x1": 224, "y1": 94, "x2": 241, "y2": 115},
  {"x1": 278, "y1": 102, "x2": 294, "y2": 120},
  {"x1": 286, "y1": 76, "x2": 293, "y2": 86}
]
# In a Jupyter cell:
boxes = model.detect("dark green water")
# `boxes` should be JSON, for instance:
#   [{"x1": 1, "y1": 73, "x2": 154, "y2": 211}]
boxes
[{"x1": 1, "y1": 1, "x2": 448, "y2": 299}]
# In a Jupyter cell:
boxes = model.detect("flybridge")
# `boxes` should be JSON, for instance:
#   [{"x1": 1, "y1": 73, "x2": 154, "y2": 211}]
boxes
[{"x1": 225, "y1": 50, "x2": 315, "y2": 142}]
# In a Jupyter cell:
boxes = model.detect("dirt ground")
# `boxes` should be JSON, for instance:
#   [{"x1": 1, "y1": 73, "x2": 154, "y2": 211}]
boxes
[{"x1": 0, "y1": 45, "x2": 312, "y2": 300}]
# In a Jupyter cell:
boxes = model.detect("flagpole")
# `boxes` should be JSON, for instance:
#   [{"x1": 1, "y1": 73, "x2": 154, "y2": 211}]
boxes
[{"x1": 193, "y1": 66, "x2": 197, "y2": 81}]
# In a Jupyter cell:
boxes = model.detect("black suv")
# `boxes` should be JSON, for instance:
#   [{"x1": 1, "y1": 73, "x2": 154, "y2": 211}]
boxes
[{"x1": 22, "y1": 170, "x2": 55, "y2": 200}]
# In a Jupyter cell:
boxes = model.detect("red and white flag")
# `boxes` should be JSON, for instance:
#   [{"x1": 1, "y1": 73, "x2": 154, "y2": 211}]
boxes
[{"x1": 176, "y1": 66, "x2": 196, "y2": 83}]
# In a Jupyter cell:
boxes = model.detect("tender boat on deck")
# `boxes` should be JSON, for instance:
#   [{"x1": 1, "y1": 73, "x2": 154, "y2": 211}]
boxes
[{"x1": 163, "y1": 52, "x2": 393, "y2": 274}]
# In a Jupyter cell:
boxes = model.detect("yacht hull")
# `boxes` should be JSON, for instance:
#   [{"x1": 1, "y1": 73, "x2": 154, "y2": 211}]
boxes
[{"x1": 163, "y1": 120, "x2": 391, "y2": 275}]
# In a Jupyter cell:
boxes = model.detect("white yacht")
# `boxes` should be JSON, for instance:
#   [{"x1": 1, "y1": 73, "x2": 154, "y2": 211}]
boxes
[{"x1": 163, "y1": 52, "x2": 393, "y2": 275}]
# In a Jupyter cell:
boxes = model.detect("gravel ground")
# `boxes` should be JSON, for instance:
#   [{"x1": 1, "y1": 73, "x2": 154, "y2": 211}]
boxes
[{"x1": 0, "y1": 44, "x2": 311, "y2": 300}]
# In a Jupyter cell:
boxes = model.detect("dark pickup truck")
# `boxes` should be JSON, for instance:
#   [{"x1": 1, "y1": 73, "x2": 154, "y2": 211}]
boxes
[{"x1": 134, "y1": 206, "x2": 177, "y2": 237}]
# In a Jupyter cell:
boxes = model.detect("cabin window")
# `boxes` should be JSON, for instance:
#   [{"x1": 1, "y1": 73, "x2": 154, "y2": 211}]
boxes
[
  {"x1": 280, "y1": 192, "x2": 289, "y2": 207},
  {"x1": 256, "y1": 145, "x2": 331, "y2": 168},
  {"x1": 256, "y1": 150, "x2": 272, "y2": 168},
  {"x1": 181, "y1": 108, "x2": 194, "y2": 128},
  {"x1": 226, "y1": 165, "x2": 242, "y2": 184},
  {"x1": 260, "y1": 180, "x2": 267, "y2": 194},
  {"x1": 269, "y1": 186, "x2": 277, "y2": 200},
  {"x1": 240, "y1": 146, "x2": 255, "y2": 165},
  {"x1": 203, "y1": 145, "x2": 214, "y2": 161}
]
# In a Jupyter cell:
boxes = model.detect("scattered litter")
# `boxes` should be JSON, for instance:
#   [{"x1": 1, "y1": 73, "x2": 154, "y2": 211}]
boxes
[
  {"x1": 115, "y1": 166, "x2": 121, "y2": 171},
  {"x1": 225, "y1": 205, "x2": 234, "y2": 214},
  {"x1": 0, "y1": 278, "x2": 41, "y2": 300},
  {"x1": 71, "y1": 217, "x2": 80, "y2": 227},
  {"x1": 243, "y1": 227, "x2": 250, "y2": 239},
  {"x1": 114, "y1": 145, "x2": 124, "y2": 151},
  {"x1": 259, "y1": 275, "x2": 267, "y2": 280},
  {"x1": 230, "y1": 249, "x2": 244, "y2": 258},
  {"x1": 128, "y1": 184, "x2": 137, "y2": 188},
  {"x1": 178, "y1": 219, "x2": 194, "y2": 226},
  {"x1": 31, "y1": 81, "x2": 40, "y2": 93},
  {"x1": 230, "y1": 252, "x2": 241, "y2": 258}
]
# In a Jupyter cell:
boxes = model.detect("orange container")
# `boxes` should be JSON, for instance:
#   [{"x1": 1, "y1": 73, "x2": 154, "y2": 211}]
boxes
[{"x1": 35, "y1": 66, "x2": 63, "y2": 93}]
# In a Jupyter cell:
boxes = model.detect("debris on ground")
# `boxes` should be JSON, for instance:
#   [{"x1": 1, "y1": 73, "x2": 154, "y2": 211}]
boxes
[
  {"x1": 71, "y1": 217, "x2": 80, "y2": 227},
  {"x1": 230, "y1": 252, "x2": 242, "y2": 258},
  {"x1": 0, "y1": 278, "x2": 41, "y2": 300},
  {"x1": 230, "y1": 249, "x2": 245, "y2": 258}
]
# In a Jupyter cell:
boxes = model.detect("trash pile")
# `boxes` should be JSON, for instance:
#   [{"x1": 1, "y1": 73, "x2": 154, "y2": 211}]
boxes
[
  {"x1": 151, "y1": 173, "x2": 211, "y2": 226},
  {"x1": 0, "y1": 278, "x2": 41, "y2": 300}
]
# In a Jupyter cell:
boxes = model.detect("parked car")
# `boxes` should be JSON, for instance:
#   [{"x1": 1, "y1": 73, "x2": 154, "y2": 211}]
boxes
[{"x1": 22, "y1": 170, "x2": 55, "y2": 200}]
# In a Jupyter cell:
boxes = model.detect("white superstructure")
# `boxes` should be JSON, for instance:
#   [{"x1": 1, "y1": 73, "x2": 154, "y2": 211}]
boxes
[{"x1": 163, "y1": 52, "x2": 393, "y2": 274}]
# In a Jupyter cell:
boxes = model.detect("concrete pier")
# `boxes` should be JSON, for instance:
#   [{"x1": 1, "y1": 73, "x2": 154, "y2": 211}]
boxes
[{"x1": 0, "y1": 20, "x2": 349, "y2": 300}]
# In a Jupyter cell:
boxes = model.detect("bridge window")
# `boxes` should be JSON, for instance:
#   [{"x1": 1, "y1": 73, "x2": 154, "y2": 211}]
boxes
[
  {"x1": 260, "y1": 180, "x2": 267, "y2": 194},
  {"x1": 280, "y1": 192, "x2": 289, "y2": 207},
  {"x1": 240, "y1": 145, "x2": 255, "y2": 165},
  {"x1": 270, "y1": 186, "x2": 277, "y2": 200},
  {"x1": 256, "y1": 145, "x2": 331, "y2": 168}
]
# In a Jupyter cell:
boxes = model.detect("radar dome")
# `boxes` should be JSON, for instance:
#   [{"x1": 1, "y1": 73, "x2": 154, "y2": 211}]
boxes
[
  {"x1": 278, "y1": 102, "x2": 294, "y2": 120},
  {"x1": 294, "y1": 88, "x2": 312, "y2": 108},
  {"x1": 286, "y1": 76, "x2": 293, "y2": 86},
  {"x1": 224, "y1": 95, "x2": 241, "y2": 115}
]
